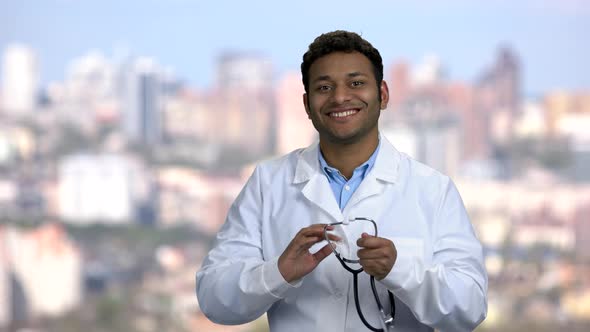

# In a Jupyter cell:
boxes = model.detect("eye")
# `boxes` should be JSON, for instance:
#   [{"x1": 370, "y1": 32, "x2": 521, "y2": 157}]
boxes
[
  {"x1": 351, "y1": 81, "x2": 364, "y2": 87},
  {"x1": 317, "y1": 85, "x2": 332, "y2": 92}
]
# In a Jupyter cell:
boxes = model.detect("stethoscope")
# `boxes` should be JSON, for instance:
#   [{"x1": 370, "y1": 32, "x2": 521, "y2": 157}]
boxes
[{"x1": 324, "y1": 217, "x2": 395, "y2": 331}]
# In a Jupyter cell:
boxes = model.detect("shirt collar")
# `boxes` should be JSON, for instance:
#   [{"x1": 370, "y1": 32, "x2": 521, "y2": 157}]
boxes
[
  {"x1": 294, "y1": 134, "x2": 400, "y2": 184},
  {"x1": 318, "y1": 139, "x2": 381, "y2": 181}
]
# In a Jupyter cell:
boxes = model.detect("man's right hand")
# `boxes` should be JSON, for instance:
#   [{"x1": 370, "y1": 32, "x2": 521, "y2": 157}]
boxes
[{"x1": 278, "y1": 224, "x2": 339, "y2": 284}]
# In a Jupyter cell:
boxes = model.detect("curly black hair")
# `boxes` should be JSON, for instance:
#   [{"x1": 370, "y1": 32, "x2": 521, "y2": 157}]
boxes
[{"x1": 301, "y1": 30, "x2": 384, "y2": 94}]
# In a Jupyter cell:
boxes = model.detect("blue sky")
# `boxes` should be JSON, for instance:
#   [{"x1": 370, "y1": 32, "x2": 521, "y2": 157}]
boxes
[{"x1": 1, "y1": 0, "x2": 589, "y2": 96}]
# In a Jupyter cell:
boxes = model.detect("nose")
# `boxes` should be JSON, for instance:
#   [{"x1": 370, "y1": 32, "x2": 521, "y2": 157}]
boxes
[{"x1": 331, "y1": 85, "x2": 352, "y2": 104}]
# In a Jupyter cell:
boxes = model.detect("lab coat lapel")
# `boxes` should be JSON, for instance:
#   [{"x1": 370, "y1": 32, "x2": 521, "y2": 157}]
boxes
[
  {"x1": 302, "y1": 174, "x2": 342, "y2": 221},
  {"x1": 346, "y1": 137, "x2": 401, "y2": 209},
  {"x1": 293, "y1": 137, "x2": 401, "y2": 221},
  {"x1": 348, "y1": 172, "x2": 385, "y2": 206},
  {"x1": 294, "y1": 143, "x2": 342, "y2": 221}
]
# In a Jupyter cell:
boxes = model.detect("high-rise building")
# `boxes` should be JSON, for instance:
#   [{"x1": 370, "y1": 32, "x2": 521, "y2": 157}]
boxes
[
  {"x1": 475, "y1": 46, "x2": 521, "y2": 148},
  {"x1": 491, "y1": 47, "x2": 520, "y2": 116},
  {"x1": 163, "y1": 91, "x2": 216, "y2": 143},
  {"x1": 547, "y1": 92, "x2": 590, "y2": 182},
  {"x1": 0, "y1": 227, "x2": 9, "y2": 328},
  {"x1": 122, "y1": 58, "x2": 164, "y2": 145},
  {"x1": 514, "y1": 207, "x2": 574, "y2": 251},
  {"x1": 0, "y1": 224, "x2": 83, "y2": 326},
  {"x1": 217, "y1": 52, "x2": 273, "y2": 91},
  {"x1": 57, "y1": 154, "x2": 150, "y2": 224},
  {"x1": 545, "y1": 91, "x2": 590, "y2": 136},
  {"x1": 276, "y1": 72, "x2": 316, "y2": 155},
  {"x1": 574, "y1": 203, "x2": 590, "y2": 260},
  {"x1": 214, "y1": 53, "x2": 276, "y2": 158},
  {"x1": 24, "y1": 224, "x2": 81, "y2": 317},
  {"x1": 157, "y1": 167, "x2": 243, "y2": 234},
  {"x1": 58, "y1": 52, "x2": 119, "y2": 125},
  {"x1": 1, "y1": 228, "x2": 26, "y2": 328},
  {"x1": 393, "y1": 86, "x2": 463, "y2": 176},
  {"x1": 411, "y1": 54, "x2": 445, "y2": 87},
  {"x1": 381, "y1": 124, "x2": 418, "y2": 159},
  {"x1": 444, "y1": 82, "x2": 490, "y2": 161},
  {"x1": 387, "y1": 61, "x2": 411, "y2": 114},
  {"x1": 514, "y1": 101, "x2": 547, "y2": 139},
  {"x1": 0, "y1": 44, "x2": 39, "y2": 115},
  {"x1": 419, "y1": 119, "x2": 462, "y2": 177},
  {"x1": 11, "y1": 224, "x2": 82, "y2": 317},
  {"x1": 382, "y1": 118, "x2": 461, "y2": 177},
  {"x1": 65, "y1": 52, "x2": 116, "y2": 103}
]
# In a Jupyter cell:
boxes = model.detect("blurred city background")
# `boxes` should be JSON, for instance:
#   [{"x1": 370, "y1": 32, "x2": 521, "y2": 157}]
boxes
[{"x1": 1, "y1": 0, "x2": 589, "y2": 331}]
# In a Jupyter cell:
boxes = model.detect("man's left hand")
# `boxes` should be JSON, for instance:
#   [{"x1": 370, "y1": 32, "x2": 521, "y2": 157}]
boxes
[{"x1": 357, "y1": 233, "x2": 397, "y2": 280}]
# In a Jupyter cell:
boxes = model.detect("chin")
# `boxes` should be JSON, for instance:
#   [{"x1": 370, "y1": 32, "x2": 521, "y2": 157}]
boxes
[{"x1": 326, "y1": 133, "x2": 362, "y2": 145}]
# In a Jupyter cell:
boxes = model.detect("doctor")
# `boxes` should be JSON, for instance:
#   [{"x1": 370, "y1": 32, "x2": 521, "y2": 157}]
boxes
[{"x1": 196, "y1": 30, "x2": 487, "y2": 332}]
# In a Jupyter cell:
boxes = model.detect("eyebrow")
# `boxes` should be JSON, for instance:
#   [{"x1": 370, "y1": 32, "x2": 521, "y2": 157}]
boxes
[{"x1": 311, "y1": 72, "x2": 368, "y2": 83}]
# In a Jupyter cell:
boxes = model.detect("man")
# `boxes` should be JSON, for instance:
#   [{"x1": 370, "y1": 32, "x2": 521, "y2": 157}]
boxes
[{"x1": 196, "y1": 30, "x2": 487, "y2": 332}]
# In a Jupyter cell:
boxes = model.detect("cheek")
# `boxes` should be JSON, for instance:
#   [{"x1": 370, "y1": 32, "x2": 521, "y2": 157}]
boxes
[
  {"x1": 309, "y1": 93, "x2": 329, "y2": 105},
  {"x1": 308, "y1": 99, "x2": 325, "y2": 114}
]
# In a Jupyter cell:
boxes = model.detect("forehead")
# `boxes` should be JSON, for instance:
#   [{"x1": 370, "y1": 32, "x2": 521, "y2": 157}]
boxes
[{"x1": 308, "y1": 51, "x2": 375, "y2": 81}]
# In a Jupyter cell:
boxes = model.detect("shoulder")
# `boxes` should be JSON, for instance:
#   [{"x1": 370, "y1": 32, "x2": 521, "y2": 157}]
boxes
[
  {"x1": 250, "y1": 148, "x2": 306, "y2": 184},
  {"x1": 255, "y1": 148, "x2": 304, "y2": 172},
  {"x1": 379, "y1": 138, "x2": 450, "y2": 190},
  {"x1": 393, "y1": 149, "x2": 453, "y2": 199},
  {"x1": 405, "y1": 155, "x2": 449, "y2": 185}
]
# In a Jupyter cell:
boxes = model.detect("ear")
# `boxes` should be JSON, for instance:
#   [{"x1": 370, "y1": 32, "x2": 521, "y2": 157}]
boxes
[
  {"x1": 303, "y1": 93, "x2": 311, "y2": 119},
  {"x1": 379, "y1": 81, "x2": 390, "y2": 110}
]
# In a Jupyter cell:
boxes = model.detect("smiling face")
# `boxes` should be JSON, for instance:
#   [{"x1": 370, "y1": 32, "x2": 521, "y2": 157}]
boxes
[{"x1": 303, "y1": 51, "x2": 389, "y2": 147}]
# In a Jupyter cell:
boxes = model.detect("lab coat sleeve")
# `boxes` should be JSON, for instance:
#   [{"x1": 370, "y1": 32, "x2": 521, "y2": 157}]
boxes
[
  {"x1": 195, "y1": 166, "x2": 297, "y2": 325},
  {"x1": 380, "y1": 179, "x2": 488, "y2": 332}
]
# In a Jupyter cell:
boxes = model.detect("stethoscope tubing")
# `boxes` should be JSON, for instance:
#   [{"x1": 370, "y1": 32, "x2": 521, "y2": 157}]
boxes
[{"x1": 324, "y1": 220, "x2": 396, "y2": 331}]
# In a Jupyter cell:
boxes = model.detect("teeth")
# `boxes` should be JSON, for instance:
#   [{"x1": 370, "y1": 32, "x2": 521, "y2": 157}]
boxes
[{"x1": 330, "y1": 110, "x2": 358, "y2": 118}]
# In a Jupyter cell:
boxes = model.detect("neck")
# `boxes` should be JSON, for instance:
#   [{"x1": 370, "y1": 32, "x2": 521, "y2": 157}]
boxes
[{"x1": 319, "y1": 133, "x2": 379, "y2": 179}]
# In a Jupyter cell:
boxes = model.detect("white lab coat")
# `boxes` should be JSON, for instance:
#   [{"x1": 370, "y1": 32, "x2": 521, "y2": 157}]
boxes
[{"x1": 196, "y1": 137, "x2": 487, "y2": 332}]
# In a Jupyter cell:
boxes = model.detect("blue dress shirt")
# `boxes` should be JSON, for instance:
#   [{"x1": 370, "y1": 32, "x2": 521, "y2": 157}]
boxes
[{"x1": 318, "y1": 141, "x2": 381, "y2": 210}]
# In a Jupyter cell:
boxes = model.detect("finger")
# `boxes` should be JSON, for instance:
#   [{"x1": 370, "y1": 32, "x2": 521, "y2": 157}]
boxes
[
  {"x1": 357, "y1": 237, "x2": 380, "y2": 249},
  {"x1": 357, "y1": 248, "x2": 388, "y2": 260},
  {"x1": 289, "y1": 225, "x2": 338, "y2": 253},
  {"x1": 360, "y1": 256, "x2": 395, "y2": 280},
  {"x1": 325, "y1": 233, "x2": 342, "y2": 242},
  {"x1": 301, "y1": 224, "x2": 334, "y2": 238},
  {"x1": 287, "y1": 236, "x2": 318, "y2": 254},
  {"x1": 360, "y1": 256, "x2": 389, "y2": 265},
  {"x1": 359, "y1": 258, "x2": 378, "y2": 271},
  {"x1": 298, "y1": 236, "x2": 324, "y2": 250},
  {"x1": 301, "y1": 234, "x2": 340, "y2": 249},
  {"x1": 301, "y1": 225, "x2": 341, "y2": 244},
  {"x1": 359, "y1": 259, "x2": 388, "y2": 273},
  {"x1": 357, "y1": 235, "x2": 391, "y2": 249},
  {"x1": 312, "y1": 243, "x2": 334, "y2": 262},
  {"x1": 296, "y1": 230, "x2": 340, "y2": 245},
  {"x1": 356, "y1": 232, "x2": 373, "y2": 247}
]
